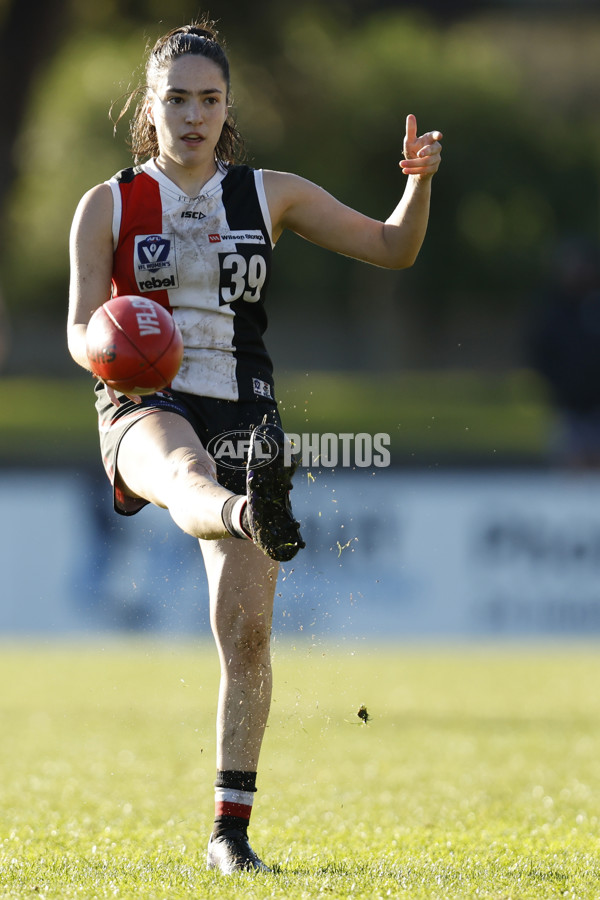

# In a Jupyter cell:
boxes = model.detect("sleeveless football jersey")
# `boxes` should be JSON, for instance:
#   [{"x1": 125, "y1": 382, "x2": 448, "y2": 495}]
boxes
[{"x1": 107, "y1": 160, "x2": 275, "y2": 402}]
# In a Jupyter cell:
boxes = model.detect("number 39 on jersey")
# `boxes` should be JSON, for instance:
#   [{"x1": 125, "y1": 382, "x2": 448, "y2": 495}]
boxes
[{"x1": 218, "y1": 248, "x2": 269, "y2": 305}]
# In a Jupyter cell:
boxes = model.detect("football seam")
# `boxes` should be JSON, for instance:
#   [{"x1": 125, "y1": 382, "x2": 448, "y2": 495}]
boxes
[
  {"x1": 103, "y1": 304, "x2": 177, "y2": 381},
  {"x1": 150, "y1": 330, "x2": 182, "y2": 381}
]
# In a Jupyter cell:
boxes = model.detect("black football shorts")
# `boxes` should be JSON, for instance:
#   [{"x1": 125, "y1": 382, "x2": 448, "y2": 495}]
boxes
[{"x1": 94, "y1": 381, "x2": 281, "y2": 516}]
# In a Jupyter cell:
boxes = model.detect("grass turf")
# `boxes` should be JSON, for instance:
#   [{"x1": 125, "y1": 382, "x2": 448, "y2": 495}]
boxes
[{"x1": 0, "y1": 642, "x2": 599, "y2": 898}]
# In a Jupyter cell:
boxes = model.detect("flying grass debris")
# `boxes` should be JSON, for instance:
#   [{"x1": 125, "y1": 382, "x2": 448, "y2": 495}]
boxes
[{"x1": 357, "y1": 705, "x2": 371, "y2": 724}]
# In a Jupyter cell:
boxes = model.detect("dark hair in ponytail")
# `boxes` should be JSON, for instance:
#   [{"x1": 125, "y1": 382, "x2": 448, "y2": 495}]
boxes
[{"x1": 114, "y1": 20, "x2": 245, "y2": 165}]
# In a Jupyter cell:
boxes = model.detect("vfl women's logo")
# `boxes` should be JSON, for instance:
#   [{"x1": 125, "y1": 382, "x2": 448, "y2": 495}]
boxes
[
  {"x1": 134, "y1": 234, "x2": 179, "y2": 293},
  {"x1": 137, "y1": 235, "x2": 171, "y2": 272}
]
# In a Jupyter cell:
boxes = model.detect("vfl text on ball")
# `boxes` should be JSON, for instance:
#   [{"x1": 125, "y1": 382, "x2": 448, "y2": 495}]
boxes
[{"x1": 128, "y1": 297, "x2": 164, "y2": 336}]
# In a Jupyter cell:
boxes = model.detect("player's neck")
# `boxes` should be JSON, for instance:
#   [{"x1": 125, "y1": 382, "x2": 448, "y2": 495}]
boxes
[{"x1": 154, "y1": 155, "x2": 219, "y2": 199}]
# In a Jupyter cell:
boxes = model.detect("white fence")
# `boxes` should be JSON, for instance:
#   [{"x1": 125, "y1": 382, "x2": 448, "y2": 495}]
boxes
[{"x1": 2, "y1": 466, "x2": 600, "y2": 638}]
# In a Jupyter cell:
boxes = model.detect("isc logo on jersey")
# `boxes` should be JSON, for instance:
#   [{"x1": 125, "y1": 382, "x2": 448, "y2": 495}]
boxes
[{"x1": 134, "y1": 234, "x2": 180, "y2": 293}]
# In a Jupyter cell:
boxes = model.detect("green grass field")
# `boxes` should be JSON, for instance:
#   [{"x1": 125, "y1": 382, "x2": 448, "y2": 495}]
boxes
[{"x1": 0, "y1": 641, "x2": 599, "y2": 898}]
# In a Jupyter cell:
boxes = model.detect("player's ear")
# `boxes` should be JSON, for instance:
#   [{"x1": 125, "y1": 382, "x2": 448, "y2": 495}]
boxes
[{"x1": 145, "y1": 95, "x2": 155, "y2": 126}]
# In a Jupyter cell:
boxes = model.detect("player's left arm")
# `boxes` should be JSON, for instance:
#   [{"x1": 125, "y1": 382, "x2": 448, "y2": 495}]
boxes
[{"x1": 264, "y1": 114, "x2": 442, "y2": 270}]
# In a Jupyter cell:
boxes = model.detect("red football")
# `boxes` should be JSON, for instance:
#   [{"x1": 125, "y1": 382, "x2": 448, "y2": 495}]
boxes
[{"x1": 86, "y1": 295, "x2": 184, "y2": 395}]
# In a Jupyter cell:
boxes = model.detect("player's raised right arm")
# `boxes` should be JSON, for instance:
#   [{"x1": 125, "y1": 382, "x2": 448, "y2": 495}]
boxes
[{"x1": 67, "y1": 183, "x2": 114, "y2": 372}]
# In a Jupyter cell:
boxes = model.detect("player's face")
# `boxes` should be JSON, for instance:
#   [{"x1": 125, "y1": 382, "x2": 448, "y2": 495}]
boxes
[{"x1": 147, "y1": 55, "x2": 229, "y2": 172}]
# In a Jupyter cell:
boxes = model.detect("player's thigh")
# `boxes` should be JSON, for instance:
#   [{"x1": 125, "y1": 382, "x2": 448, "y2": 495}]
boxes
[
  {"x1": 200, "y1": 537, "x2": 278, "y2": 641},
  {"x1": 117, "y1": 409, "x2": 216, "y2": 507}
]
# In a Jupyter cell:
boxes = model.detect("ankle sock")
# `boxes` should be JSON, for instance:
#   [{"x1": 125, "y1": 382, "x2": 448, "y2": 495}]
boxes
[
  {"x1": 221, "y1": 496, "x2": 251, "y2": 540},
  {"x1": 212, "y1": 770, "x2": 257, "y2": 838}
]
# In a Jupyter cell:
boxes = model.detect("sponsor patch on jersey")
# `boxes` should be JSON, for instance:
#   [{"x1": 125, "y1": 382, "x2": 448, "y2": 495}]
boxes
[
  {"x1": 134, "y1": 234, "x2": 179, "y2": 293},
  {"x1": 252, "y1": 378, "x2": 273, "y2": 399},
  {"x1": 208, "y1": 230, "x2": 266, "y2": 245},
  {"x1": 181, "y1": 210, "x2": 206, "y2": 220}
]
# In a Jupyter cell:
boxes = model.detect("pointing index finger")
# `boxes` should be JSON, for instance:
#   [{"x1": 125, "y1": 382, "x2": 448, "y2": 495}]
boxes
[{"x1": 405, "y1": 113, "x2": 417, "y2": 145}]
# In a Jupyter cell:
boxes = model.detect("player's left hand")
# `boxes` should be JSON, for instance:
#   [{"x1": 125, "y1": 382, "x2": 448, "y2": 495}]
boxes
[{"x1": 400, "y1": 114, "x2": 443, "y2": 180}]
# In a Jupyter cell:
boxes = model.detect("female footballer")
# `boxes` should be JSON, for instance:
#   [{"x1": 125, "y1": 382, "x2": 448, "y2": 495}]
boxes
[{"x1": 67, "y1": 20, "x2": 442, "y2": 874}]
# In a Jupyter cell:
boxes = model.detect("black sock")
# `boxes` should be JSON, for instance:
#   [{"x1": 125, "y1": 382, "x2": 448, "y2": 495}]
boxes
[
  {"x1": 213, "y1": 770, "x2": 257, "y2": 838},
  {"x1": 221, "y1": 496, "x2": 250, "y2": 540}
]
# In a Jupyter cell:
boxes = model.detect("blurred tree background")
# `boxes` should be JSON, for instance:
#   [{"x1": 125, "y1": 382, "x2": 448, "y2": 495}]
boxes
[{"x1": 1, "y1": 0, "x2": 599, "y2": 461}]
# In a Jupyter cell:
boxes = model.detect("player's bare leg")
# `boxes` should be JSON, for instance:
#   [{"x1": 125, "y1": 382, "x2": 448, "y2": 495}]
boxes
[
  {"x1": 201, "y1": 537, "x2": 277, "y2": 873},
  {"x1": 202, "y1": 538, "x2": 276, "y2": 770},
  {"x1": 116, "y1": 410, "x2": 234, "y2": 539}
]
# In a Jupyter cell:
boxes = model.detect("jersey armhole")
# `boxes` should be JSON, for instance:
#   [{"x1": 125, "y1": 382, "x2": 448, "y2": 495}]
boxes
[
  {"x1": 105, "y1": 178, "x2": 121, "y2": 251},
  {"x1": 254, "y1": 169, "x2": 274, "y2": 249}
]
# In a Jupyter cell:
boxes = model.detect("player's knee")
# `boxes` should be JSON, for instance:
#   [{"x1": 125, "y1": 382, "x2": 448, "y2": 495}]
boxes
[
  {"x1": 159, "y1": 447, "x2": 224, "y2": 539},
  {"x1": 167, "y1": 446, "x2": 217, "y2": 486},
  {"x1": 220, "y1": 618, "x2": 271, "y2": 661},
  {"x1": 238, "y1": 623, "x2": 271, "y2": 656}
]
